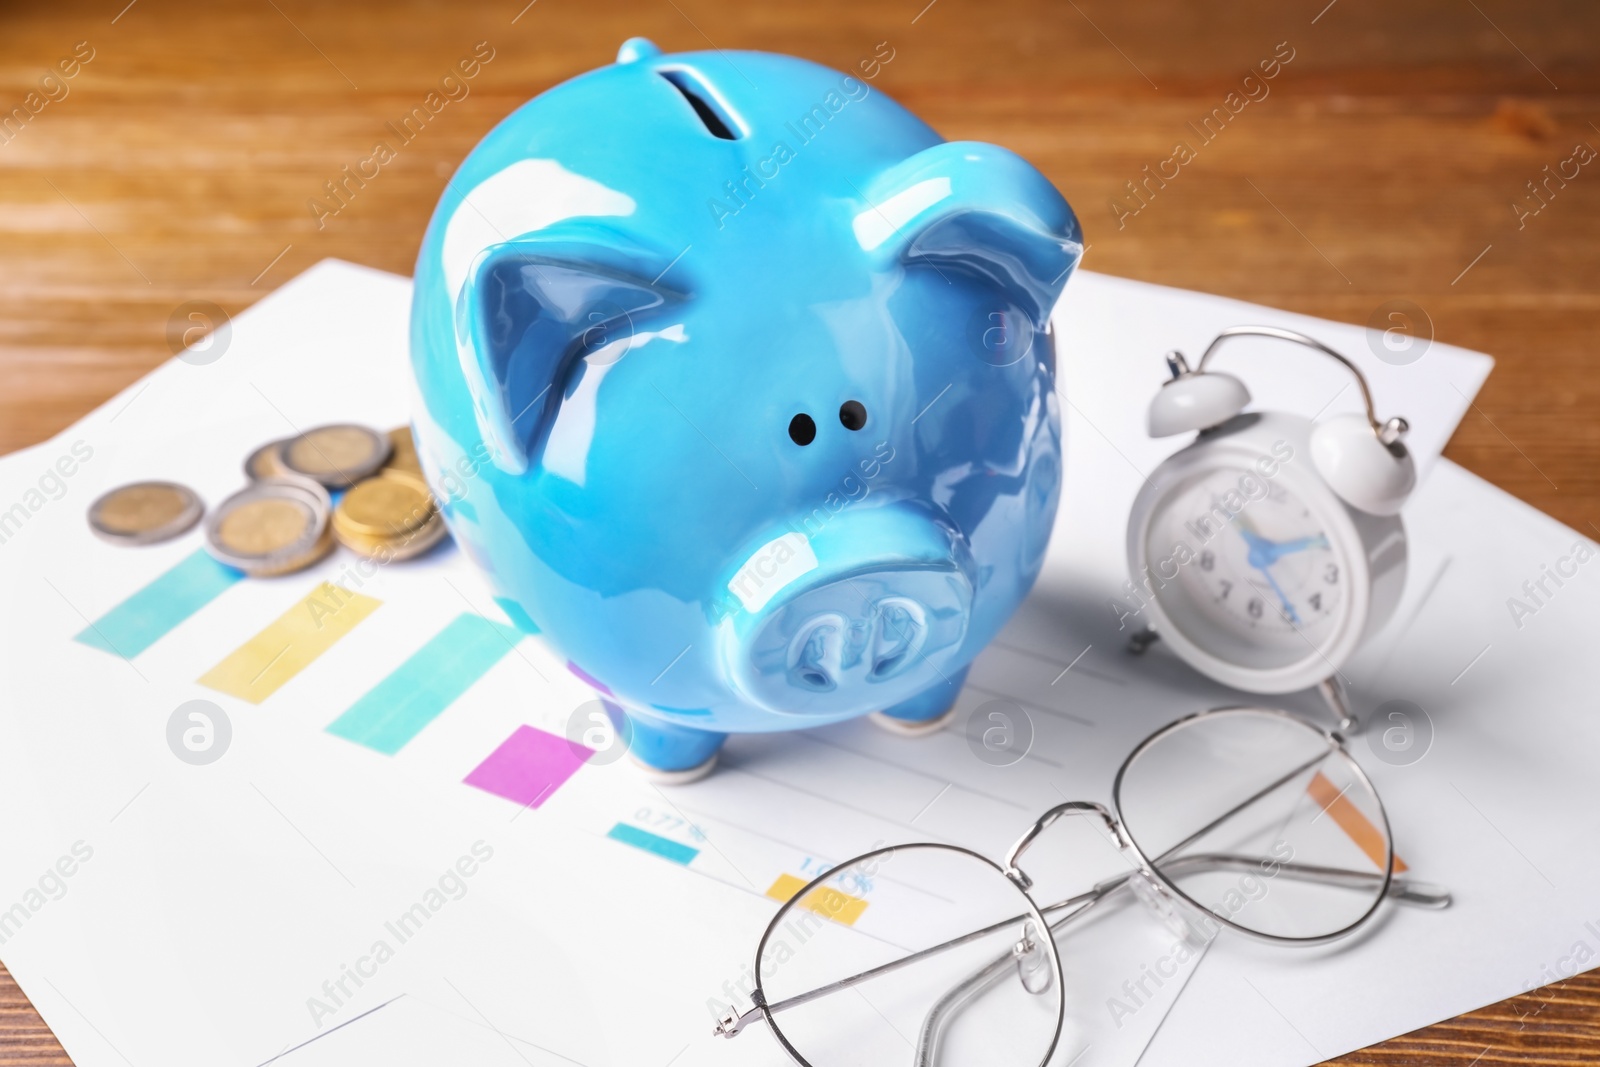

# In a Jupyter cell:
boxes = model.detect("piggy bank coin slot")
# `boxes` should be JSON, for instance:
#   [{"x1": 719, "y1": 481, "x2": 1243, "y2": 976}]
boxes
[{"x1": 658, "y1": 68, "x2": 742, "y2": 141}]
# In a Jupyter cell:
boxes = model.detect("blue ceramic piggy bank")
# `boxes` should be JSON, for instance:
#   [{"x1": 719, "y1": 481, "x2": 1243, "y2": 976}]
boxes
[{"x1": 409, "y1": 38, "x2": 1081, "y2": 780}]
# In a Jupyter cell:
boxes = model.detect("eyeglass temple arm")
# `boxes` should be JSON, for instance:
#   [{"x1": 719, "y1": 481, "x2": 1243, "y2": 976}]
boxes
[{"x1": 1073, "y1": 853, "x2": 1452, "y2": 910}]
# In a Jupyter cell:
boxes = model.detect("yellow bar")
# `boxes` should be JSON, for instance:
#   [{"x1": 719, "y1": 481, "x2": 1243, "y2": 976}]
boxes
[
  {"x1": 199, "y1": 583, "x2": 381, "y2": 704},
  {"x1": 1307, "y1": 771, "x2": 1408, "y2": 874},
  {"x1": 766, "y1": 873, "x2": 868, "y2": 927}
]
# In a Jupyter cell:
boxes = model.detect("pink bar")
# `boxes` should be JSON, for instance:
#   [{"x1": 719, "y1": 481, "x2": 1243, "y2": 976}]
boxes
[
  {"x1": 565, "y1": 660, "x2": 612, "y2": 694},
  {"x1": 464, "y1": 725, "x2": 591, "y2": 808}
]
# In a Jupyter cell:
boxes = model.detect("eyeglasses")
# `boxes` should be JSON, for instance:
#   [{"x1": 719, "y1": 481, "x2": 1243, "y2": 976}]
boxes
[{"x1": 712, "y1": 705, "x2": 1451, "y2": 1066}]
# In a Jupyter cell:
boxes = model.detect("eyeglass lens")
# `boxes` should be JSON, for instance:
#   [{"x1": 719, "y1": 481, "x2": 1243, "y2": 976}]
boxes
[
  {"x1": 1117, "y1": 709, "x2": 1393, "y2": 941},
  {"x1": 757, "y1": 844, "x2": 1063, "y2": 1066}
]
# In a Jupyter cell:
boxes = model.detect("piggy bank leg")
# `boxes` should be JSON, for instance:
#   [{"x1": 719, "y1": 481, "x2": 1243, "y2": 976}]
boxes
[
  {"x1": 626, "y1": 713, "x2": 725, "y2": 784},
  {"x1": 868, "y1": 665, "x2": 971, "y2": 737}
]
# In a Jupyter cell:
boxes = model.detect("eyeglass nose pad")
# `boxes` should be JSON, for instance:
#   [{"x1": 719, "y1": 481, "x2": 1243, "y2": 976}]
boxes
[
  {"x1": 1011, "y1": 920, "x2": 1054, "y2": 996},
  {"x1": 1129, "y1": 869, "x2": 1214, "y2": 949}
]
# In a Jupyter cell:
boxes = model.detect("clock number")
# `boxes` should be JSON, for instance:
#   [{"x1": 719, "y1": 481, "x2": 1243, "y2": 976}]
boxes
[
  {"x1": 1199, "y1": 550, "x2": 1215, "y2": 572},
  {"x1": 1247, "y1": 597, "x2": 1263, "y2": 620},
  {"x1": 1324, "y1": 563, "x2": 1339, "y2": 585},
  {"x1": 1218, "y1": 579, "x2": 1232, "y2": 600},
  {"x1": 1309, "y1": 592, "x2": 1322, "y2": 612}
]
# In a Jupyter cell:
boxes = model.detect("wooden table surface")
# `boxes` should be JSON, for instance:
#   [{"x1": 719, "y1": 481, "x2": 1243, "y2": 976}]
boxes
[{"x1": 2, "y1": 0, "x2": 1596, "y2": 1063}]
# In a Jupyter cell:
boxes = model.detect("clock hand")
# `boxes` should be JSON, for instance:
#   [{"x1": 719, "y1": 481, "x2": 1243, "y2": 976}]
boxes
[
  {"x1": 1270, "y1": 534, "x2": 1331, "y2": 557},
  {"x1": 1232, "y1": 520, "x2": 1330, "y2": 566},
  {"x1": 1252, "y1": 564, "x2": 1301, "y2": 626},
  {"x1": 1229, "y1": 516, "x2": 1301, "y2": 623}
]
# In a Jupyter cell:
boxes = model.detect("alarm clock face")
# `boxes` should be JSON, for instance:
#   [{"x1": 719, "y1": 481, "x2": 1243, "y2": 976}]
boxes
[
  {"x1": 1130, "y1": 405, "x2": 1407, "y2": 696},
  {"x1": 1145, "y1": 468, "x2": 1345, "y2": 651}
]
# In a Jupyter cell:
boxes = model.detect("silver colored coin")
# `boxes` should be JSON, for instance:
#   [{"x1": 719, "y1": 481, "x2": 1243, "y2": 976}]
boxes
[
  {"x1": 278, "y1": 424, "x2": 393, "y2": 489},
  {"x1": 244, "y1": 438, "x2": 289, "y2": 481},
  {"x1": 204, "y1": 479, "x2": 334, "y2": 577},
  {"x1": 87, "y1": 481, "x2": 205, "y2": 546}
]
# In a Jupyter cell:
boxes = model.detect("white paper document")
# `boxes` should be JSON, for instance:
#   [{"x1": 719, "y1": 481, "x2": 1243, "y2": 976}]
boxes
[{"x1": 6, "y1": 260, "x2": 1588, "y2": 1067}]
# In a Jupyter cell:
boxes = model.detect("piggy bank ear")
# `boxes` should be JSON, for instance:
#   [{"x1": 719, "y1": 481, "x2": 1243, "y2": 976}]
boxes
[
  {"x1": 858, "y1": 141, "x2": 1082, "y2": 326},
  {"x1": 457, "y1": 237, "x2": 683, "y2": 474}
]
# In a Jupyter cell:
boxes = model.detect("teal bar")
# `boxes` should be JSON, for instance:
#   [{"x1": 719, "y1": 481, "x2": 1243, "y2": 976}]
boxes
[
  {"x1": 493, "y1": 595, "x2": 541, "y2": 635},
  {"x1": 75, "y1": 549, "x2": 242, "y2": 659},
  {"x1": 607, "y1": 823, "x2": 700, "y2": 866},
  {"x1": 327, "y1": 613, "x2": 525, "y2": 754}
]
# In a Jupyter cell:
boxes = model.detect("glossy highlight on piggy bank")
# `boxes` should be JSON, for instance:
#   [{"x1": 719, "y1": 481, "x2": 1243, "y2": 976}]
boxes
[{"x1": 409, "y1": 38, "x2": 1082, "y2": 779}]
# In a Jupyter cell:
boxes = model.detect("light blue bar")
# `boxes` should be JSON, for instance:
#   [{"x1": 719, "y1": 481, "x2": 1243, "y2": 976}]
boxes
[
  {"x1": 75, "y1": 549, "x2": 242, "y2": 659},
  {"x1": 493, "y1": 595, "x2": 541, "y2": 635},
  {"x1": 607, "y1": 823, "x2": 700, "y2": 866},
  {"x1": 327, "y1": 613, "x2": 525, "y2": 755}
]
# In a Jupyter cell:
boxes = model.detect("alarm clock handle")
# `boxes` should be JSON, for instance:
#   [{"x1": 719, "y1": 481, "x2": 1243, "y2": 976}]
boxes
[
  {"x1": 1194, "y1": 325, "x2": 1401, "y2": 441},
  {"x1": 1191, "y1": 325, "x2": 1417, "y2": 516}
]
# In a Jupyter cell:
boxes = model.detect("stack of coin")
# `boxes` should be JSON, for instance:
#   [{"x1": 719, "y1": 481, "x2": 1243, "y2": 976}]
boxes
[
  {"x1": 88, "y1": 481, "x2": 204, "y2": 546},
  {"x1": 332, "y1": 467, "x2": 447, "y2": 561},
  {"x1": 94, "y1": 421, "x2": 447, "y2": 578},
  {"x1": 204, "y1": 479, "x2": 335, "y2": 577}
]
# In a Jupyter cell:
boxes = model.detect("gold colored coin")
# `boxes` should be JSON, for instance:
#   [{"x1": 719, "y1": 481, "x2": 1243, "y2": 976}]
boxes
[
  {"x1": 88, "y1": 482, "x2": 204, "y2": 546},
  {"x1": 279, "y1": 424, "x2": 391, "y2": 488},
  {"x1": 216, "y1": 498, "x2": 314, "y2": 555},
  {"x1": 334, "y1": 510, "x2": 449, "y2": 562},
  {"x1": 385, "y1": 425, "x2": 422, "y2": 474},
  {"x1": 335, "y1": 473, "x2": 435, "y2": 538}
]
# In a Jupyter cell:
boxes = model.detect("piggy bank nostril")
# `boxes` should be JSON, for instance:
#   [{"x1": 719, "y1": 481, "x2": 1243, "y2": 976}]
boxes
[
  {"x1": 839, "y1": 400, "x2": 867, "y2": 431},
  {"x1": 794, "y1": 667, "x2": 834, "y2": 691},
  {"x1": 787, "y1": 614, "x2": 843, "y2": 692},
  {"x1": 871, "y1": 650, "x2": 909, "y2": 677},
  {"x1": 869, "y1": 596, "x2": 928, "y2": 681}
]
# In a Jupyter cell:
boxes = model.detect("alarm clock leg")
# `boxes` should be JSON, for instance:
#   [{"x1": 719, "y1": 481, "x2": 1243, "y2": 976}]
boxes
[
  {"x1": 1127, "y1": 627, "x2": 1161, "y2": 655},
  {"x1": 625, "y1": 713, "x2": 726, "y2": 784},
  {"x1": 1317, "y1": 676, "x2": 1360, "y2": 735},
  {"x1": 868, "y1": 665, "x2": 971, "y2": 737}
]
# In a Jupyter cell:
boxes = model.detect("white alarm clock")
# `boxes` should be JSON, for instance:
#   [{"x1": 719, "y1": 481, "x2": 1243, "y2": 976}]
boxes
[{"x1": 1125, "y1": 326, "x2": 1415, "y2": 732}]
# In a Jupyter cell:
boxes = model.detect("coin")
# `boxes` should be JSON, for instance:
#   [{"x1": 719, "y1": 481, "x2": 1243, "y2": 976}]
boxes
[
  {"x1": 205, "y1": 479, "x2": 334, "y2": 576},
  {"x1": 334, "y1": 469, "x2": 435, "y2": 539},
  {"x1": 335, "y1": 510, "x2": 449, "y2": 562},
  {"x1": 332, "y1": 467, "x2": 447, "y2": 562},
  {"x1": 88, "y1": 481, "x2": 204, "y2": 546},
  {"x1": 244, "y1": 439, "x2": 289, "y2": 481},
  {"x1": 385, "y1": 425, "x2": 422, "y2": 474},
  {"x1": 278, "y1": 424, "x2": 392, "y2": 489}
]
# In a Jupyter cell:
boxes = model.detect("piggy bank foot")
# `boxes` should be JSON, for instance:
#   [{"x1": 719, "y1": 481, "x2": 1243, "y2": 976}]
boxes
[
  {"x1": 625, "y1": 713, "x2": 725, "y2": 784},
  {"x1": 868, "y1": 665, "x2": 971, "y2": 737}
]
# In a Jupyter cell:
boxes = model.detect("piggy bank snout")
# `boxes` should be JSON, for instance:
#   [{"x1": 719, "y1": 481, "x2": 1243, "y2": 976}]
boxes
[{"x1": 727, "y1": 509, "x2": 973, "y2": 719}]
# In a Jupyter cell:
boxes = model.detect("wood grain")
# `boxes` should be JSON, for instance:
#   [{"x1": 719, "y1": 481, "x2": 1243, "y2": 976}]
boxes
[{"x1": 1, "y1": 0, "x2": 1596, "y2": 1063}]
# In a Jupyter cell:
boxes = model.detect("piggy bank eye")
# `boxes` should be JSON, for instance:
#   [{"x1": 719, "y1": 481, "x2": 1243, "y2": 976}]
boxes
[
  {"x1": 839, "y1": 400, "x2": 868, "y2": 431},
  {"x1": 788, "y1": 413, "x2": 817, "y2": 446}
]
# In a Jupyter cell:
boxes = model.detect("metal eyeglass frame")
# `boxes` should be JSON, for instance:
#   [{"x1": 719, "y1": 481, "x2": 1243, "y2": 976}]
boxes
[{"x1": 713, "y1": 705, "x2": 1452, "y2": 1066}]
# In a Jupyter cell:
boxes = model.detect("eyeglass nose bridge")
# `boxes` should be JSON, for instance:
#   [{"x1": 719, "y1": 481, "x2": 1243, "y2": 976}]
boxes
[{"x1": 1003, "y1": 800, "x2": 1134, "y2": 890}]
